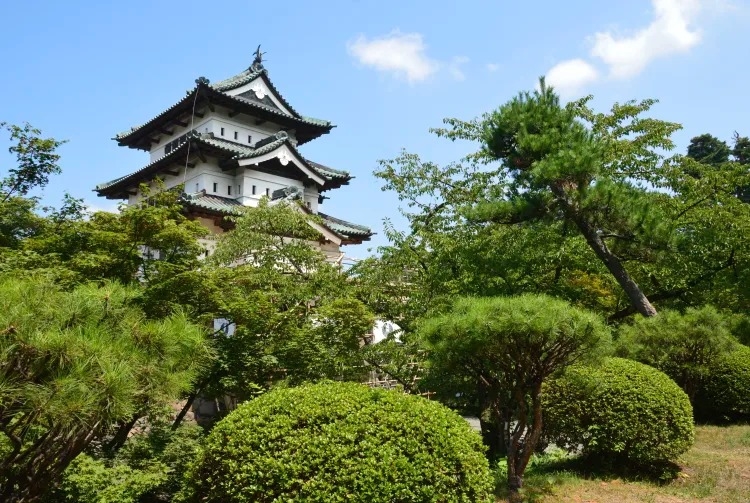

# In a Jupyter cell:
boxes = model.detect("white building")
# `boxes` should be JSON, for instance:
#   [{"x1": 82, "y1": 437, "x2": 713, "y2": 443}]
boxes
[{"x1": 96, "y1": 50, "x2": 372, "y2": 255}]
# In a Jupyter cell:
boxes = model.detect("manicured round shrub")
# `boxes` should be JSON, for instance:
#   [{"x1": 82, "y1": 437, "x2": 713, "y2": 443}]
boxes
[
  {"x1": 182, "y1": 381, "x2": 494, "y2": 502},
  {"x1": 542, "y1": 358, "x2": 694, "y2": 466},
  {"x1": 695, "y1": 345, "x2": 750, "y2": 423}
]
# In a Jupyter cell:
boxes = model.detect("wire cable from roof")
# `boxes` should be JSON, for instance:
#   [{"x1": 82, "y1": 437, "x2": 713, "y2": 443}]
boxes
[{"x1": 182, "y1": 81, "x2": 204, "y2": 189}]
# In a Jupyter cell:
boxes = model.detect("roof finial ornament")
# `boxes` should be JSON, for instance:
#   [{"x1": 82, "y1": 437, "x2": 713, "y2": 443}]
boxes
[{"x1": 251, "y1": 45, "x2": 266, "y2": 72}]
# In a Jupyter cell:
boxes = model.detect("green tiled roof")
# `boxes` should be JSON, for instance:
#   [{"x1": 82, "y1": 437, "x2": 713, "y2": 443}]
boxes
[
  {"x1": 300, "y1": 115, "x2": 332, "y2": 127},
  {"x1": 114, "y1": 85, "x2": 332, "y2": 145},
  {"x1": 96, "y1": 133, "x2": 351, "y2": 197},
  {"x1": 318, "y1": 212, "x2": 373, "y2": 237},
  {"x1": 95, "y1": 147, "x2": 182, "y2": 192},
  {"x1": 307, "y1": 160, "x2": 351, "y2": 180},
  {"x1": 181, "y1": 192, "x2": 372, "y2": 243},
  {"x1": 114, "y1": 64, "x2": 333, "y2": 149},
  {"x1": 212, "y1": 67, "x2": 321, "y2": 124},
  {"x1": 181, "y1": 192, "x2": 243, "y2": 214},
  {"x1": 200, "y1": 135, "x2": 259, "y2": 157},
  {"x1": 97, "y1": 132, "x2": 248, "y2": 193},
  {"x1": 211, "y1": 68, "x2": 265, "y2": 93}
]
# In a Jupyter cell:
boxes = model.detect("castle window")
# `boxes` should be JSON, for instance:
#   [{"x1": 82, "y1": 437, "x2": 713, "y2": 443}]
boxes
[
  {"x1": 220, "y1": 127, "x2": 225, "y2": 136},
  {"x1": 248, "y1": 135, "x2": 252, "y2": 143},
  {"x1": 228, "y1": 185, "x2": 232, "y2": 196},
  {"x1": 234, "y1": 131, "x2": 238, "y2": 140},
  {"x1": 237, "y1": 185, "x2": 241, "y2": 195},
  {"x1": 195, "y1": 183, "x2": 199, "y2": 192},
  {"x1": 212, "y1": 182, "x2": 217, "y2": 193},
  {"x1": 265, "y1": 188, "x2": 270, "y2": 196}
]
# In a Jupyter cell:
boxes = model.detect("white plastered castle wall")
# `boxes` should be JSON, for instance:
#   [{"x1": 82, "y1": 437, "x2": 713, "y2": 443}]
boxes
[{"x1": 148, "y1": 108, "x2": 295, "y2": 163}]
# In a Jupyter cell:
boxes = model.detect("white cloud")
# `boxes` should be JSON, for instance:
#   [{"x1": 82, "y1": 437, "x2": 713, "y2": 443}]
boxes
[
  {"x1": 543, "y1": 0, "x2": 713, "y2": 95},
  {"x1": 448, "y1": 56, "x2": 469, "y2": 81},
  {"x1": 85, "y1": 200, "x2": 120, "y2": 215},
  {"x1": 545, "y1": 59, "x2": 600, "y2": 96},
  {"x1": 590, "y1": 0, "x2": 703, "y2": 79},
  {"x1": 486, "y1": 63, "x2": 500, "y2": 72},
  {"x1": 347, "y1": 31, "x2": 439, "y2": 83}
]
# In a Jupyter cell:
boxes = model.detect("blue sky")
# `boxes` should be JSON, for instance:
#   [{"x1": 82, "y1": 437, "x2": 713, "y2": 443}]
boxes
[{"x1": 1, "y1": 0, "x2": 748, "y2": 258}]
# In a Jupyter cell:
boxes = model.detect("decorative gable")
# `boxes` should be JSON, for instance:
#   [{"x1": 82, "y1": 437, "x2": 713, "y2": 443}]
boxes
[{"x1": 231, "y1": 79, "x2": 294, "y2": 117}]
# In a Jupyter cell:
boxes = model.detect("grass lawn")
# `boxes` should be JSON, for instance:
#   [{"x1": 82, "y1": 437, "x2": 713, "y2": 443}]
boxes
[{"x1": 498, "y1": 425, "x2": 750, "y2": 502}]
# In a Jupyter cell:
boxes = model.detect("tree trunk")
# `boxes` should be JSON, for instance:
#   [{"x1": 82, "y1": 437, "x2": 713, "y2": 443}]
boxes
[
  {"x1": 478, "y1": 381, "x2": 507, "y2": 461},
  {"x1": 104, "y1": 414, "x2": 140, "y2": 455},
  {"x1": 506, "y1": 435, "x2": 524, "y2": 503},
  {"x1": 550, "y1": 184, "x2": 657, "y2": 317},
  {"x1": 505, "y1": 387, "x2": 527, "y2": 500},
  {"x1": 479, "y1": 416, "x2": 506, "y2": 461},
  {"x1": 172, "y1": 392, "x2": 198, "y2": 430},
  {"x1": 577, "y1": 219, "x2": 657, "y2": 316},
  {"x1": 1, "y1": 424, "x2": 100, "y2": 503},
  {"x1": 505, "y1": 384, "x2": 547, "y2": 502}
]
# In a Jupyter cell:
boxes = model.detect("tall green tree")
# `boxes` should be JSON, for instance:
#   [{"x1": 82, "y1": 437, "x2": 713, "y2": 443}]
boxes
[
  {"x1": 145, "y1": 201, "x2": 376, "y2": 426},
  {"x1": 0, "y1": 184, "x2": 207, "y2": 286},
  {"x1": 372, "y1": 79, "x2": 750, "y2": 321},
  {"x1": 1, "y1": 122, "x2": 64, "y2": 201},
  {"x1": 686, "y1": 133, "x2": 731, "y2": 167},
  {"x1": 733, "y1": 132, "x2": 750, "y2": 165},
  {"x1": 0, "y1": 122, "x2": 64, "y2": 248},
  {"x1": 732, "y1": 131, "x2": 750, "y2": 203},
  {"x1": 449, "y1": 80, "x2": 681, "y2": 316},
  {"x1": 616, "y1": 306, "x2": 739, "y2": 403}
]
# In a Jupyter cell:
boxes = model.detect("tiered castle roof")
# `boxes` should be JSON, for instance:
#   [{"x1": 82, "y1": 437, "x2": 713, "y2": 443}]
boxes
[
  {"x1": 96, "y1": 131, "x2": 351, "y2": 199},
  {"x1": 112, "y1": 67, "x2": 333, "y2": 151},
  {"x1": 95, "y1": 52, "x2": 372, "y2": 245}
]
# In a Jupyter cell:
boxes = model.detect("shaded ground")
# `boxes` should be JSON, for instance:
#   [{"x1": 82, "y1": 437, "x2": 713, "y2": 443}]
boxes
[{"x1": 497, "y1": 425, "x2": 750, "y2": 503}]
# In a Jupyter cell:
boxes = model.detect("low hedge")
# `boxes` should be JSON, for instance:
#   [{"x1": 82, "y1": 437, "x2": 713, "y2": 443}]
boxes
[
  {"x1": 543, "y1": 358, "x2": 694, "y2": 466},
  {"x1": 695, "y1": 345, "x2": 750, "y2": 423},
  {"x1": 181, "y1": 381, "x2": 494, "y2": 502}
]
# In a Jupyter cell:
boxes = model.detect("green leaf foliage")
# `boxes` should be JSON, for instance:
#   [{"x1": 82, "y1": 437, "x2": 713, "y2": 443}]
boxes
[
  {"x1": 141, "y1": 202, "x2": 377, "y2": 406},
  {"x1": 209, "y1": 198, "x2": 324, "y2": 272},
  {"x1": 181, "y1": 381, "x2": 494, "y2": 503},
  {"x1": 51, "y1": 454, "x2": 168, "y2": 503},
  {"x1": 420, "y1": 294, "x2": 609, "y2": 493},
  {"x1": 47, "y1": 424, "x2": 205, "y2": 503},
  {"x1": 543, "y1": 358, "x2": 694, "y2": 467},
  {"x1": 145, "y1": 264, "x2": 376, "y2": 407},
  {"x1": 0, "y1": 276, "x2": 211, "y2": 502},
  {"x1": 616, "y1": 306, "x2": 739, "y2": 402},
  {"x1": 686, "y1": 133, "x2": 731, "y2": 167},
  {"x1": 421, "y1": 295, "x2": 610, "y2": 374},
  {"x1": 16, "y1": 184, "x2": 207, "y2": 285},
  {"x1": 1, "y1": 122, "x2": 65, "y2": 200},
  {"x1": 372, "y1": 81, "x2": 750, "y2": 323},
  {"x1": 0, "y1": 196, "x2": 45, "y2": 248},
  {"x1": 694, "y1": 345, "x2": 750, "y2": 423}
]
